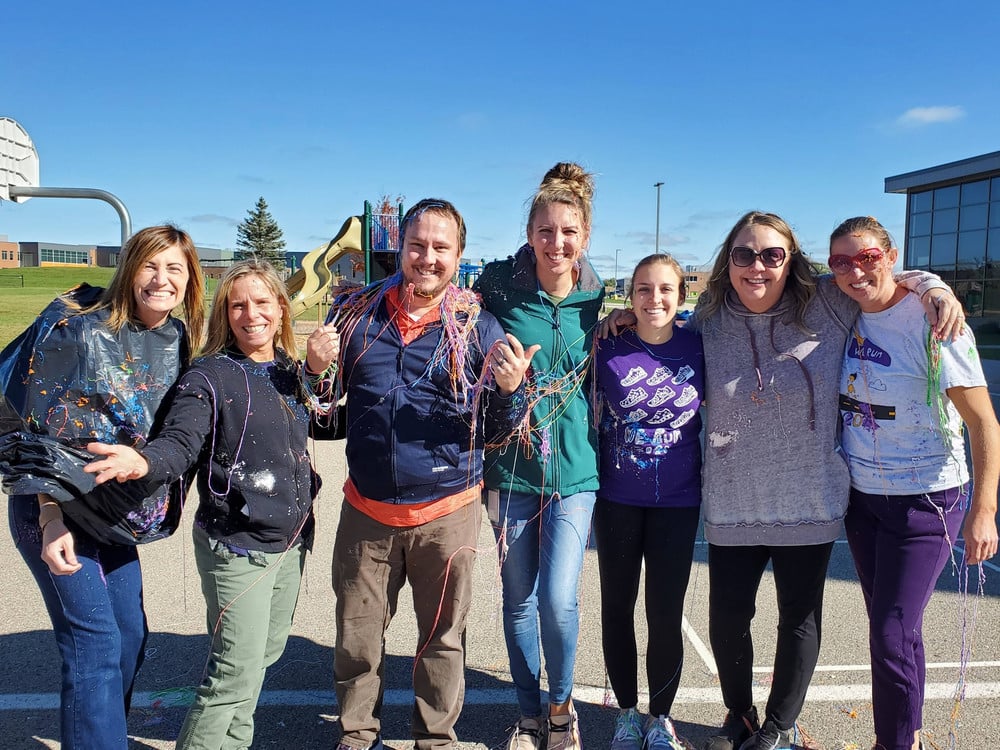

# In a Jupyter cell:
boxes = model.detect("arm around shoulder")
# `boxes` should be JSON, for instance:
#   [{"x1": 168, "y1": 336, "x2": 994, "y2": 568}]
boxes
[{"x1": 949, "y1": 385, "x2": 1000, "y2": 565}]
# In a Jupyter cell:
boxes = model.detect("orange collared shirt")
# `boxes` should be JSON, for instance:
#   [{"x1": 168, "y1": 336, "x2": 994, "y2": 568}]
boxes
[
  {"x1": 343, "y1": 476, "x2": 481, "y2": 527},
  {"x1": 386, "y1": 284, "x2": 442, "y2": 346}
]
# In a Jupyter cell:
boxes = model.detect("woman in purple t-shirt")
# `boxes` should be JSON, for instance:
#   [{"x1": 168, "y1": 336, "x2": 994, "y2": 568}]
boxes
[{"x1": 593, "y1": 254, "x2": 705, "y2": 750}]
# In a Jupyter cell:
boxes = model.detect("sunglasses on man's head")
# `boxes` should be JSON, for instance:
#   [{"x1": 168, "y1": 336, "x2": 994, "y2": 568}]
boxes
[
  {"x1": 827, "y1": 247, "x2": 887, "y2": 275},
  {"x1": 729, "y1": 246, "x2": 787, "y2": 268}
]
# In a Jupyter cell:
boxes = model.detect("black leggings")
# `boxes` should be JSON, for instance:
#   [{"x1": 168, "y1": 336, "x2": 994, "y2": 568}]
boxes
[
  {"x1": 593, "y1": 499, "x2": 700, "y2": 717},
  {"x1": 707, "y1": 542, "x2": 834, "y2": 731}
]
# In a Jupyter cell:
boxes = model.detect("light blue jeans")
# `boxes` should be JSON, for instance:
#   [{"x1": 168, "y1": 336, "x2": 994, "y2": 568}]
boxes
[{"x1": 490, "y1": 490, "x2": 596, "y2": 716}]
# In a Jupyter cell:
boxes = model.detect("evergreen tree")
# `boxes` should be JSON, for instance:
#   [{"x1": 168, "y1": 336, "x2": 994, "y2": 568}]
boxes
[{"x1": 235, "y1": 196, "x2": 286, "y2": 270}]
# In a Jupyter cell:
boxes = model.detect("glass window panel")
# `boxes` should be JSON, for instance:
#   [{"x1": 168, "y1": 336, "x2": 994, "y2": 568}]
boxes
[
  {"x1": 932, "y1": 208, "x2": 958, "y2": 233},
  {"x1": 930, "y1": 233, "x2": 957, "y2": 268},
  {"x1": 909, "y1": 212, "x2": 931, "y2": 236},
  {"x1": 960, "y1": 203, "x2": 989, "y2": 231},
  {"x1": 957, "y1": 230, "x2": 987, "y2": 268},
  {"x1": 934, "y1": 185, "x2": 960, "y2": 209},
  {"x1": 961, "y1": 180, "x2": 989, "y2": 205},
  {"x1": 910, "y1": 190, "x2": 933, "y2": 213},
  {"x1": 989, "y1": 228, "x2": 1000, "y2": 265},
  {"x1": 983, "y1": 278, "x2": 1000, "y2": 317},
  {"x1": 993, "y1": 176, "x2": 1000, "y2": 200},
  {"x1": 990, "y1": 202, "x2": 1000, "y2": 229},
  {"x1": 906, "y1": 235, "x2": 931, "y2": 267},
  {"x1": 953, "y1": 279, "x2": 984, "y2": 316},
  {"x1": 930, "y1": 268, "x2": 957, "y2": 285}
]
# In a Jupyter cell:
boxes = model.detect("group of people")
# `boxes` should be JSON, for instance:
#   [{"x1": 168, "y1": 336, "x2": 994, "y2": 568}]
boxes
[
  {"x1": 2, "y1": 163, "x2": 997, "y2": 750},
  {"x1": 598, "y1": 209, "x2": 996, "y2": 750}
]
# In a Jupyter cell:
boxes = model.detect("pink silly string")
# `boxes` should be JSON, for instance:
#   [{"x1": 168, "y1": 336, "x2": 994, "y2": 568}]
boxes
[{"x1": 412, "y1": 541, "x2": 479, "y2": 678}]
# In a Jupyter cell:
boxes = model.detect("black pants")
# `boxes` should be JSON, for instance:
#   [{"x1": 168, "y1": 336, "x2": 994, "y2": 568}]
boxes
[
  {"x1": 594, "y1": 499, "x2": 700, "y2": 717},
  {"x1": 707, "y1": 542, "x2": 834, "y2": 731}
]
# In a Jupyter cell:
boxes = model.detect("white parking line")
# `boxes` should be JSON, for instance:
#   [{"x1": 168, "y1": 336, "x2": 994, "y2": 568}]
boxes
[
  {"x1": 952, "y1": 542, "x2": 1000, "y2": 574},
  {"x1": 5, "y1": 681, "x2": 1000, "y2": 712},
  {"x1": 681, "y1": 615, "x2": 717, "y2": 675},
  {"x1": 758, "y1": 661, "x2": 1000, "y2": 673}
]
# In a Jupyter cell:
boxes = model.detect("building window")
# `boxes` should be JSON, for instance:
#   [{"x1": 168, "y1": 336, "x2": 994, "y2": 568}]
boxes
[
  {"x1": 934, "y1": 185, "x2": 960, "y2": 209},
  {"x1": 911, "y1": 190, "x2": 933, "y2": 213},
  {"x1": 907, "y1": 189, "x2": 933, "y2": 268},
  {"x1": 930, "y1": 233, "x2": 957, "y2": 270},
  {"x1": 908, "y1": 236, "x2": 930, "y2": 267},
  {"x1": 957, "y1": 229, "x2": 987, "y2": 269},
  {"x1": 961, "y1": 179, "x2": 989, "y2": 205},
  {"x1": 40, "y1": 248, "x2": 88, "y2": 264},
  {"x1": 892, "y1": 155, "x2": 1000, "y2": 315},
  {"x1": 932, "y1": 208, "x2": 958, "y2": 234}
]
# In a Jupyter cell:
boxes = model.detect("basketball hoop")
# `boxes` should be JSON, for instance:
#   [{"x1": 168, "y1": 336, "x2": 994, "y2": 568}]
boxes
[{"x1": 0, "y1": 117, "x2": 40, "y2": 203}]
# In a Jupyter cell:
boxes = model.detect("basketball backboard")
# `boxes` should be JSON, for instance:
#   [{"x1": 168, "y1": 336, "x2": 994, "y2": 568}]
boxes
[{"x1": 0, "y1": 117, "x2": 40, "y2": 202}]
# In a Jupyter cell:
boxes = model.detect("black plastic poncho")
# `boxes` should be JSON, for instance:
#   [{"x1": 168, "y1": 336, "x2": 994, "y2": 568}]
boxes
[{"x1": 0, "y1": 284, "x2": 188, "y2": 545}]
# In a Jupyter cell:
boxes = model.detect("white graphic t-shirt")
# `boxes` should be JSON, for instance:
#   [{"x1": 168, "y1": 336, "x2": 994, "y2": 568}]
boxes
[{"x1": 838, "y1": 293, "x2": 985, "y2": 494}]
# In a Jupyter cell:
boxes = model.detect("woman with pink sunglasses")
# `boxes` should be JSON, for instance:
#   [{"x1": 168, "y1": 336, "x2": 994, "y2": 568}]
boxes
[{"x1": 829, "y1": 215, "x2": 998, "y2": 750}]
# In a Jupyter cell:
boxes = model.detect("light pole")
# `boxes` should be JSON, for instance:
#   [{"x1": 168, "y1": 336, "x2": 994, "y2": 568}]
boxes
[
  {"x1": 614, "y1": 248, "x2": 621, "y2": 296},
  {"x1": 654, "y1": 181, "x2": 664, "y2": 254}
]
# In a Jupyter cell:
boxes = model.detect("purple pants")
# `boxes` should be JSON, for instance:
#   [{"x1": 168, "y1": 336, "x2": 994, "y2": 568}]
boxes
[{"x1": 845, "y1": 486, "x2": 966, "y2": 750}]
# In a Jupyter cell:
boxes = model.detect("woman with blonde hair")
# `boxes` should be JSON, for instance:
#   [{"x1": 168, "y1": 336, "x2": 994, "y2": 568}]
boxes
[
  {"x1": 2, "y1": 225, "x2": 205, "y2": 750},
  {"x1": 475, "y1": 162, "x2": 604, "y2": 750},
  {"x1": 86, "y1": 259, "x2": 339, "y2": 749}
]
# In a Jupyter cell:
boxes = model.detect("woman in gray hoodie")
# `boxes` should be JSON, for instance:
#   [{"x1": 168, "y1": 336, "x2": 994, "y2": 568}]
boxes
[{"x1": 692, "y1": 211, "x2": 958, "y2": 750}]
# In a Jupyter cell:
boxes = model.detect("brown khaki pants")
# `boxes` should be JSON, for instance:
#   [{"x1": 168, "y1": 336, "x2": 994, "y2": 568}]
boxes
[{"x1": 332, "y1": 499, "x2": 481, "y2": 750}]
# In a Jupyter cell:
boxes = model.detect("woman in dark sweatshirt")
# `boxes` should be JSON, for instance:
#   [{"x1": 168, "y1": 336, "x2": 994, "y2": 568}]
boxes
[{"x1": 85, "y1": 259, "x2": 338, "y2": 750}]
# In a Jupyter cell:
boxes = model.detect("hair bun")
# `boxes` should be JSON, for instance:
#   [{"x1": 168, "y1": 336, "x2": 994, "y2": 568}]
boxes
[{"x1": 540, "y1": 162, "x2": 594, "y2": 204}]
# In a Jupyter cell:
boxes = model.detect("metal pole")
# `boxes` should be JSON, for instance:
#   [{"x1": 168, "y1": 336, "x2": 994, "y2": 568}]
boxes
[
  {"x1": 8, "y1": 186, "x2": 132, "y2": 247},
  {"x1": 363, "y1": 200, "x2": 372, "y2": 285},
  {"x1": 654, "y1": 182, "x2": 664, "y2": 254},
  {"x1": 615, "y1": 248, "x2": 621, "y2": 295}
]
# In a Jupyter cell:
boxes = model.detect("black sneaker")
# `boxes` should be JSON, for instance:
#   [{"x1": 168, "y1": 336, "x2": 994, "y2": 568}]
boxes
[
  {"x1": 737, "y1": 719, "x2": 792, "y2": 750},
  {"x1": 704, "y1": 706, "x2": 760, "y2": 750}
]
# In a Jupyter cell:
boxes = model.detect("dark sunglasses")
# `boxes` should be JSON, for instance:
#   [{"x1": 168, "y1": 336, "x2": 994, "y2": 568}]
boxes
[
  {"x1": 827, "y1": 247, "x2": 887, "y2": 275},
  {"x1": 730, "y1": 246, "x2": 787, "y2": 268}
]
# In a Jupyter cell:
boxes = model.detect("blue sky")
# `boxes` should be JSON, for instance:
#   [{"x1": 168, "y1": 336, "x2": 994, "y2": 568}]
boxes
[{"x1": 3, "y1": 1, "x2": 997, "y2": 280}]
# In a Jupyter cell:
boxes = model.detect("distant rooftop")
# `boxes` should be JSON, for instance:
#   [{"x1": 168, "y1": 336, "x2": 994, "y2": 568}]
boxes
[{"x1": 885, "y1": 150, "x2": 1000, "y2": 194}]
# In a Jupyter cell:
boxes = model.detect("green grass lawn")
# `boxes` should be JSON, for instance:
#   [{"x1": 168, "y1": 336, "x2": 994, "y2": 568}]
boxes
[
  {"x1": 0, "y1": 268, "x2": 320, "y2": 350},
  {"x1": 0, "y1": 268, "x2": 117, "y2": 348}
]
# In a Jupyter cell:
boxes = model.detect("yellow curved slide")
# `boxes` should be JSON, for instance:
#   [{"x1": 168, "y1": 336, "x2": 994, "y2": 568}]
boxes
[{"x1": 287, "y1": 215, "x2": 363, "y2": 317}]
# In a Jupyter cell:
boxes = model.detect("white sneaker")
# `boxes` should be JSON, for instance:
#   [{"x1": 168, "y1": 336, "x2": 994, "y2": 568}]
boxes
[
  {"x1": 507, "y1": 716, "x2": 546, "y2": 750},
  {"x1": 547, "y1": 707, "x2": 582, "y2": 750},
  {"x1": 643, "y1": 715, "x2": 685, "y2": 750}
]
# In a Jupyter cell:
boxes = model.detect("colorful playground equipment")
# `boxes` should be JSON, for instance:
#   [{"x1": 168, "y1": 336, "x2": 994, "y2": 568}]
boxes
[
  {"x1": 286, "y1": 201, "x2": 403, "y2": 317},
  {"x1": 285, "y1": 201, "x2": 484, "y2": 317}
]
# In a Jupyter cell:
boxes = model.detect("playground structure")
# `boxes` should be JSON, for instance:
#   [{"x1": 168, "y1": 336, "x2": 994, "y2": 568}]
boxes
[
  {"x1": 285, "y1": 202, "x2": 484, "y2": 317},
  {"x1": 286, "y1": 200, "x2": 403, "y2": 317}
]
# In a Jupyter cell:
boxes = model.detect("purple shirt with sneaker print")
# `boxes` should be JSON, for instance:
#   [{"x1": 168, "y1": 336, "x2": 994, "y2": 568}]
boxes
[{"x1": 595, "y1": 326, "x2": 704, "y2": 508}]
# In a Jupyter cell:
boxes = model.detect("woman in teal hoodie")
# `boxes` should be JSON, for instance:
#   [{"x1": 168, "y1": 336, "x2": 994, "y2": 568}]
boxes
[{"x1": 474, "y1": 162, "x2": 604, "y2": 750}]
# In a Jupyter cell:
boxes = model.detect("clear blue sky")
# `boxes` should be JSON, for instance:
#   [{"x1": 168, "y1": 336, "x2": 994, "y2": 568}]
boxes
[{"x1": 3, "y1": 1, "x2": 997, "y2": 280}]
